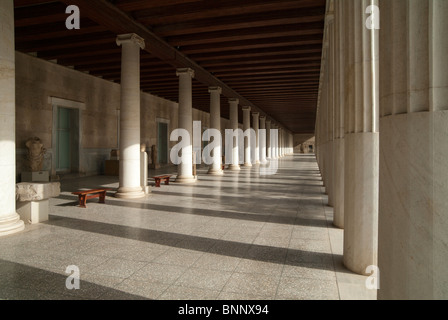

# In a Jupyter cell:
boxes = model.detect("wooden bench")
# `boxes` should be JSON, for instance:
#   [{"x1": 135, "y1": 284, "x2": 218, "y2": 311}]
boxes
[
  {"x1": 72, "y1": 188, "x2": 110, "y2": 208},
  {"x1": 152, "y1": 175, "x2": 171, "y2": 187}
]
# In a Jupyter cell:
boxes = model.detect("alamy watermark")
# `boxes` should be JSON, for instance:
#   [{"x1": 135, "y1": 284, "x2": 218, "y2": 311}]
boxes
[
  {"x1": 365, "y1": 265, "x2": 380, "y2": 290},
  {"x1": 65, "y1": 265, "x2": 80, "y2": 290},
  {"x1": 366, "y1": 5, "x2": 380, "y2": 30},
  {"x1": 170, "y1": 121, "x2": 279, "y2": 175},
  {"x1": 65, "y1": 5, "x2": 80, "y2": 30}
]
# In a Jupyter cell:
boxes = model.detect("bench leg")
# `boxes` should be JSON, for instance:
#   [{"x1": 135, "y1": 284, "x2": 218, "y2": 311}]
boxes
[
  {"x1": 99, "y1": 192, "x2": 106, "y2": 204},
  {"x1": 164, "y1": 178, "x2": 170, "y2": 185},
  {"x1": 155, "y1": 179, "x2": 161, "y2": 187},
  {"x1": 79, "y1": 195, "x2": 87, "y2": 208}
]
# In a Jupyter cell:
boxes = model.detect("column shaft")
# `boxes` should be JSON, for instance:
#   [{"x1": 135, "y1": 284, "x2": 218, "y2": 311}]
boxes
[
  {"x1": 207, "y1": 87, "x2": 223, "y2": 175},
  {"x1": 342, "y1": 0, "x2": 379, "y2": 275},
  {"x1": 242, "y1": 107, "x2": 252, "y2": 167},
  {"x1": 0, "y1": 0, "x2": 25, "y2": 236},
  {"x1": 115, "y1": 34, "x2": 145, "y2": 199},
  {"x1": 259, "y1": 116, "x2": 267, "y2": 164},
  {"x1": 175, "y1": 68, "x2": 196, "y2": 182},
  {"x1": 228, "y1": 99, "x2": 241, "y2": 171},
  {"x1": 378, "y1": 0, "x2": 448, "y2": 299},
  {"x1": 252, "y1": 113, "x2": 260, "y2": 164},
  {"x1": 266, "y1": 120, "x2": 271, "y2": 159}
]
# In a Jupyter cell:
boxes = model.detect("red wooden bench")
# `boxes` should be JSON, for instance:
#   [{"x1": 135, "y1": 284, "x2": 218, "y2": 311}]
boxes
[
  {"x1": 72, "y1": 188, "x2": 110, "y2": 208},
  {"x1": 152, "y1": 175, "x2": 171, "y2": 187}
]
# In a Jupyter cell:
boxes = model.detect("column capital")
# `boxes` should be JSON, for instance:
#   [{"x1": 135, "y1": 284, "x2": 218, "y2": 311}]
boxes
[
  {"x1": 259, "y1": 115, "x2": 266, "y2": 120},
  {"x1": 228, "y1": 98, "x2": 239, "y2": 105},
  {"x1": 116, "y1": 33, "x2": 145, "y2": 49},
  {"x1": 176, "y1": 68, "x2": 195, "y2": 78},
  {"x1": 242, "y1": 106, "x2": 251, "y2": 112},
  {"x1": 208, "y1": 86, "x2": 222, "y2": 94},
  {"x1": 252, "y1": 112, "x2": 260, "y2": 117}
]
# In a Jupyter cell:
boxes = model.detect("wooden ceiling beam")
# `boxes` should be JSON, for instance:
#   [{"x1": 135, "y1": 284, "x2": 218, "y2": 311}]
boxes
[
  {"x1": 151, "y1": 7, "x2": 325, "y2": 37},
  {"x1": 58, "y1": 0, "x2": 271, "y2": 118},
  {"x1": 134, "y1": 0, "x2": 323, "y2": 26},
  {"x1": 179, "y1": 34, "x2": 323, "y2": 55},
  {"x1": 166, "y1": 22, "x2": 324, "y2": 47}
]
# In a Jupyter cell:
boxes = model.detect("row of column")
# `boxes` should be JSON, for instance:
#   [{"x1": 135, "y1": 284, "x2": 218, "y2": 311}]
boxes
[
  {"x1": 0, "y1": 0, "x2": 296, "y2": 235},
  {"x1": 316, "y1": 0, "x2": 448, "y2": 299},
  {"x1": 113, "y1": 34, "x2": 292, "y2": 194}
]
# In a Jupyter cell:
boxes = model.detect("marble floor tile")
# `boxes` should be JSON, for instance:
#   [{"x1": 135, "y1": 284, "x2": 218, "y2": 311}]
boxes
[{"x1": 0, "y1": 154, "x2": 375, "y2": 300}]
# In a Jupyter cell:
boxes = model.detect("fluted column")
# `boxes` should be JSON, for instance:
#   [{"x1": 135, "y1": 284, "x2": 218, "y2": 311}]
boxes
[
  {"x1": 279, "y1": 128, "x2": 283, "y2": 158},
  {"x1": 266, "y1": 120, "x2": 272, "y2": 159},
  {"x1": 242, "y1": 106, "x2": 252, "y2": 167},
  {"x1": 0, "y1": 0, "x2": 25, "y2": 236},
  {"x1": 326, "y1": 13, "x2": 335, "y2": 208},
  {"x1": 378, "y1": 0, "x2": 448, "y2": 299},
  {"x1": 252, "y1": 112, "x2": 260, "y2": 164},
  {"x1": 175, "y1": 68, "x2": 196, "y2": 183},
  {"x1": 207, "y1": 87, "x2": 223, "y2": 175},
  {"x1": 333, "y1": 0, "x2": 345, "y2": 228},
  {"x1": 272, "y1": 124, "x2": 278, "y2": 159},
  {"x1": 342, "y1": 0, "x2": 379, "y2": 275},
  {"x1": 228, "y1": 98, "x2": 241, "y2": 171},
  {"x1": 259, "y1": 116, "x2": 267, "y2": 164},
  {"x1": 115, "y1": 33, "x2": 145, "y2": 199}
]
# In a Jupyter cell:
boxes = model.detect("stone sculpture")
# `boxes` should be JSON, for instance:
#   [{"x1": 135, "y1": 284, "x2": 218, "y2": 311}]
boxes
[{"x1": 25, "y1": 137, "x2": 46, "y2": 172}]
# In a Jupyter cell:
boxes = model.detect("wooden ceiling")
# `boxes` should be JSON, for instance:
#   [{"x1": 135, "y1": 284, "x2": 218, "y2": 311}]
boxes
[{"x1": 14, "y1": 0, "x2": 325, "y2": 134}]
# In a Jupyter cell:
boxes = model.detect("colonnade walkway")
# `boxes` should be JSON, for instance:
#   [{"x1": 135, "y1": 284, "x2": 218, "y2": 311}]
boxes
[{"x1": 0, "y1": 154, "x2": 375, "y2": 300}]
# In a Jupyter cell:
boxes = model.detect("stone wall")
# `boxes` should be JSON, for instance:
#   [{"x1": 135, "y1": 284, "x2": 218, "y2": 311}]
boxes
[
  {"x1": 15, "y1": 52, "x2": 230, "y2": 178},
  {"x1": 293, "y1": 134, "x2": 315, "y2": 153}
]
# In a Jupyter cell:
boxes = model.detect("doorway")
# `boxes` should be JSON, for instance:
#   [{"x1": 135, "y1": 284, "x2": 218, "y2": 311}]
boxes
[
  {"x1": 55, "y1": 107, "x2": 80, "y2": 174},
  {"x1": 157, "y1": 122, "x2": 168, "y2": 164}
]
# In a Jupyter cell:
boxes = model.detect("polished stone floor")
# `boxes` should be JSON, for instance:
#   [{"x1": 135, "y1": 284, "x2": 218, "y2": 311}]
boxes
[{"x1": 0, "y1": 154, "x2": 376, "y2": 300}]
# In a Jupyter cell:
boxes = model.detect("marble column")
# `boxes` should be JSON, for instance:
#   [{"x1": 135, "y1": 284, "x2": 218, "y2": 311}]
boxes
[
  {"x1": 252, "y1": 112, "x2": 260, "y2": 164},
  {"x1": 0, "y1": 0, "x2": 25, "y2": 236},
  {"x1": 242, "y1": 106, "x2": 252, "y2": 167},
  {"x1": 175, "y1": 68, "x2": 196, "y2": 182},
  {"x1": 266, "y1": 120, "x2": 272, "y2": 159},
  {"x1": 272, "y1": 124, "x2": 278, "y2": 159},
  {"x1": 115, "y1": 34, "x2": 146, "y2": 199},
  {"x1": 228, "y1": 98, "x2": 241, "y2": 171},
  {"x1": 333, "y1": 0, "x2": 345, "y2": 229},
  {"x1": 279, "y1": 128, "x2": 283, "y2": 158},
  {"x1": 378, "y1": 0, "x2": 448, "y2": 299},
  {"x1": 325, "y1": 14, "x2": 335, "y2": 208},
  {"x1": 259, "y1": 116, "x2": 267, "y2": 164},
  {"x1": 207, "y1": 87, "x2": 223, "y2": 175},
  {"x1": 342, "y1": 0, "x2": 379, "y2": 275}
]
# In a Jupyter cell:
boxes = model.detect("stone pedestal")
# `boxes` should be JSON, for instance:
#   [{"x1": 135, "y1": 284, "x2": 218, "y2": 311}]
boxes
[
  {"x1": 16, "y1": 182, "x2": 60, "y2": 224},
  {"x1": 21, "y1": 171, "x2": 50, "y2": 182}
]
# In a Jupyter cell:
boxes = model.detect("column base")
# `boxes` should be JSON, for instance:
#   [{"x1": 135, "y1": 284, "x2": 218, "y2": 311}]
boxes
[
  {"x1": 243, "y1": 163, "x2": 252, "y2": 167},
  {"x1": 174, "y1": 175, "x2": 198, "y2": 183},
  {"x1": 228, "y1": 164, "x2": 241, "y2": 171},
  {"x1": 115, "y1": 186, "x2": 146, "y2": 199},
  {"x1": 207, "y1": 168, "x2": 224, "y2": 176},
  {"x1": 0, "y1": 213, "x2": 25, "y2": 237}
]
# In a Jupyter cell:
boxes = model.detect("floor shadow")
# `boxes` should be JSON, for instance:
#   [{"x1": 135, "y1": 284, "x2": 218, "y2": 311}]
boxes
[
  {"x1": 54, "y1": 194, "x2": 328, "y2": 228},
  {"x1": 44, "y1": 215, "x2": 346, "y2": 273},
  {"x1": 0, "y1": 259, "x2": 147, "y2": 300}
]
